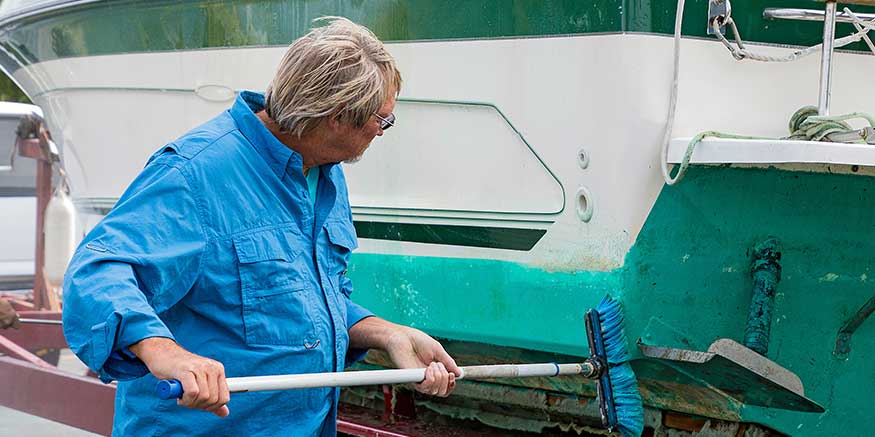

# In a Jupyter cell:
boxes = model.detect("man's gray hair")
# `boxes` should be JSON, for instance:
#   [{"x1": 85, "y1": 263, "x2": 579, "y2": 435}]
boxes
[{"x1": 265, "y1": 17, "x2": 402, "y2": 138}]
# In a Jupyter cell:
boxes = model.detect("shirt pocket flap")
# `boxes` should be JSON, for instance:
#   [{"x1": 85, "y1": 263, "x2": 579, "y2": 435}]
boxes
[
  {"x1": 233, "y1": 230, "x2": 304, "y2": 297},
  {"x1": 234, "y1": 230, "x2": 300, "y2": 264},
  {"x1": 326, "y1": 221, "x2": 358, "y2": 251}
]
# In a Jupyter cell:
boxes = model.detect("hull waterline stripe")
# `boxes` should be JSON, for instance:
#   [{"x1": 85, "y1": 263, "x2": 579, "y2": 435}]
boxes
[{"x1": 353, "y1": 221, "x2": 546, "y2": 251}]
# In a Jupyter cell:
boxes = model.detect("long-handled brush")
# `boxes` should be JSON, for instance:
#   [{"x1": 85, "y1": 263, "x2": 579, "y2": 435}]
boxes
[
  {"x1": 156, "y1": 295, "x2": 644, "y2": 435},
  {"x1": 589, "y1": 295, "x2": 644, "y2": 436}
]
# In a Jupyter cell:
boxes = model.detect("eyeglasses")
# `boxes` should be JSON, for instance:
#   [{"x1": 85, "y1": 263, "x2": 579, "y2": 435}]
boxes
[{"x1": 373, "y1": 112, "x2": 395, "y2": 130}]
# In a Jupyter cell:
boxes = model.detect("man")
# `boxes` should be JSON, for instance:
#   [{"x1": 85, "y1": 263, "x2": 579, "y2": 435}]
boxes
[{"x1": 63, "y1": 17, "x2": 459, "y2": 436}]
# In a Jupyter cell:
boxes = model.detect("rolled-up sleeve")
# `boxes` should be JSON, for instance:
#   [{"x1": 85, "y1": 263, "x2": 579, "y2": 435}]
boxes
[
  {"x1": 340, "y1": 273, "x2": 374, "y2": 366},
  {"x1": 63, "y1": 155, "x2": 206, "y2": 382}
]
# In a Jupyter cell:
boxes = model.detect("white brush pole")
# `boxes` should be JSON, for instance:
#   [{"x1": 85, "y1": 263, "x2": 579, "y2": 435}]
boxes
[{"x1": 224, "y1": 362, "x2": 591, "y2": 394}]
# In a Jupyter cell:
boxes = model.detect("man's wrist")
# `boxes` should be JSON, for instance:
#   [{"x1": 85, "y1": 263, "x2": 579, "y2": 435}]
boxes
[
  {"x1": 384, "y1": 327, "x2": 412, "y2": 353},
  {"x1": 349, "y1": 316, "x2": 409, "y2": 351},
  {"x1": 127, "y1": 337, "x2": 177, "y2": 363}
]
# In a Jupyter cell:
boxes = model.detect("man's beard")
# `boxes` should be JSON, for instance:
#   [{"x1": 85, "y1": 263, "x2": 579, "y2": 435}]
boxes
[{"x1": 343, "y1": 150, "x2": 366, "y2": 164}]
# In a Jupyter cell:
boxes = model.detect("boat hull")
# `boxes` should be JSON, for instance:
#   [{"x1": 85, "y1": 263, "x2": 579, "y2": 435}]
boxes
[{"x1": 2, "y1": 1, "x2": 875, "y2": 434}]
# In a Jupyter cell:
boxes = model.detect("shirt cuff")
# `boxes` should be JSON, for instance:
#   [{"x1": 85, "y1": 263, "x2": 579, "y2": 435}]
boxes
[
  {"x1": 92, "y1": 310, "x2": 174, "y2": 382},
  {"x1": 344, "y1": 302, "x2": 374, "y2": 367}
]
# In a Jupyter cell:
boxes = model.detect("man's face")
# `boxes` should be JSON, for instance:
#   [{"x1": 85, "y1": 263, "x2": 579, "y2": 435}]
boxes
[{"x1": 332, "y1": 88, "x2": 397, "y2": 164}]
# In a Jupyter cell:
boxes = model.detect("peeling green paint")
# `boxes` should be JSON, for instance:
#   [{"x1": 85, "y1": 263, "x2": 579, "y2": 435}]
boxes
[
  {"x1": 350, "y1": 254, "x2": 623, "y2": 357},
  {"x1": 622, "y1": 166, "x2": 875, "y2": 435},
  {"x1": 350, "y1": 166, "x2": 875, "y2": 435}
]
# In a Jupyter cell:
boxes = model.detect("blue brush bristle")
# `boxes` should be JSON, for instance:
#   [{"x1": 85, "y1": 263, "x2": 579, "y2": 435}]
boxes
[{"x1": 596, "y1": 295, "x2": 644, "y2": 437}]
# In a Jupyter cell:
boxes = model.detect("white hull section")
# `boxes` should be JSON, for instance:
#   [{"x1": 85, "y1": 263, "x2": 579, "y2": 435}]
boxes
[{"x1": 15, "y1": 34, "x2": 875, "y2": 271}]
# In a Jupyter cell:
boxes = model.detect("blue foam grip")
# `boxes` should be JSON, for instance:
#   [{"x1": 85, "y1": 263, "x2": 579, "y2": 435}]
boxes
[{"x1": 156, "y1": 379, "x2": 184, "y2": 400}]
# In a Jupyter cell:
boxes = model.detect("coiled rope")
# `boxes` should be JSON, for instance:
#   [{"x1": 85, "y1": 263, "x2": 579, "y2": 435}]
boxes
[{"x1": 787, "y1": 106, "x2": 875, "y2": 141}]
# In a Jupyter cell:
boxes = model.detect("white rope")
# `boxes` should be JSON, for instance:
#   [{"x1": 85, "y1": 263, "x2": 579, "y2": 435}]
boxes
[
  {"x1": 713, "y1": 16, "x2": 875, "y2": 62},
  {"x1": 846, "y1": 7, "x2": 875, "y2": 54},
  {"x1": 658, "y1": 0, "x2": 686, "y2": 185}
]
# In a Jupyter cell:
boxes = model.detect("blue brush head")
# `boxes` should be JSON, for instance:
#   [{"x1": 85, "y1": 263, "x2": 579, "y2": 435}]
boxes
[{"x1": 596, "y1": 295, "x2": 644, "y2": 437}]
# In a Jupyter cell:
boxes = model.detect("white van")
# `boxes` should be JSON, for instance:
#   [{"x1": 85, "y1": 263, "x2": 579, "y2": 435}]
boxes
[{"x1": 0, "y1": 101, "x2": 43, "y2": 290}]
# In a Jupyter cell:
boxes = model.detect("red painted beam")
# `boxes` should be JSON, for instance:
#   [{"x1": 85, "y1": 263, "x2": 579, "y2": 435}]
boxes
[
  {"x1": 17, "y1": 310, "x2": 62, "y2": 321},
  {"x1": 5, "y1": 298, "x2": 35, "y2": 311},
  {"x1": 0, "y1": 356, "x2": 115, "y2": 436},
  {"x1": 0, "y1": 335, "x2": 53, "y2": 368},
  {"x1": 15, "y1": 137, "x2": 46, "y2": 161},
  {"x1": 0, "y1": 321, "x2": 67, "y2": 350}
]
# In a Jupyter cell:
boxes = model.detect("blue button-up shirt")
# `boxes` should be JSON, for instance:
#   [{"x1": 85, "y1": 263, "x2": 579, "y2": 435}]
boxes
[{"x1": 63, "y1": 91, "x2": 374, "y2": 436}]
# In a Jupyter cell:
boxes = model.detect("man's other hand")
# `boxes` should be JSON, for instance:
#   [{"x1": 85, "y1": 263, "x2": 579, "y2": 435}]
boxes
[
  {"x1": 385, "y1": 327, "x2": 461, "y2": 397},
  {"x1": 129, "y1": 337, "x2": 231, "y2": 417},
  {"x1": 0, "y1": 298, "x2": 21, "y2": 329}
]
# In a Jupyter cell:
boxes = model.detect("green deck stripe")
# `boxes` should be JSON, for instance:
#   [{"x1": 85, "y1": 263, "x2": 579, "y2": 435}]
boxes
[
  {"x1": 353, "y1": 221, "x2": 546, "y2": 251},
  {"x1": 0, "y1": 0, "x2": 872, "y2": 67},
  {"x1": 0, "y1": 0, "x2": 618, "y2": 65}
]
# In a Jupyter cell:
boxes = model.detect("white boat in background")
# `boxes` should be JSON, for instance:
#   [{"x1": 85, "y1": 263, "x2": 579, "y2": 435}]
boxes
[
  {"x1": 2, "y1": 0, "x2": 875, "y2": 435},
  {"x1": 0, "y1": 101, "x2": 43, "y2": 290}
]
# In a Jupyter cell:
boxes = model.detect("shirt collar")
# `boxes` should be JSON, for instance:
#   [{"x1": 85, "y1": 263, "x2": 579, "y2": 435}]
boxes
[{"x1": 230, "y1": 91, "x2": 301, "y2": 180}]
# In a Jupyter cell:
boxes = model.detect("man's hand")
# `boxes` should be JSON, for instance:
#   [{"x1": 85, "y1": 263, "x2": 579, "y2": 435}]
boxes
[
  {"x1": 385, "y1": 326, "x2": 461, "y2": 397},
  {"x1": 0, "y1": 298, "x2": 21, "y2": 329},
  {"x1": 349, "y1": 317, "x2": 461, "y2": 397},
  {"x1": 129, "y1": 337, "x2": 230, "y2": 417}
]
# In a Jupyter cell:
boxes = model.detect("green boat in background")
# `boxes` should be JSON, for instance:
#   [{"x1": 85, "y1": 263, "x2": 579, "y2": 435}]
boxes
[{"x1": 1, "y1": 0, "x2": 874, "y2": 435}]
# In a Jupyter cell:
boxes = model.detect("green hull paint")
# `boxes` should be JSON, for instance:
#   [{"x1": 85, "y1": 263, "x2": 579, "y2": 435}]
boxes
[
  {"x1": 350, "y1": 166, "x2": 875, "y2": 435},
  {"x1": 0, "y1": 0, "x2": 873, "y2": 66},
  {"x1": 349, "y1": 253, "x2": 621, "y2": 356},
  {"x1": 626, "y1": 166, "x2": 875, "y2": 435}
]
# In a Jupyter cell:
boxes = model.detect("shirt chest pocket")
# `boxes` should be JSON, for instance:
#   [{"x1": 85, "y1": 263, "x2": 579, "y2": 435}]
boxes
[{"x1": 234, "y1": 230, "x2": 318, "y2": 347}]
